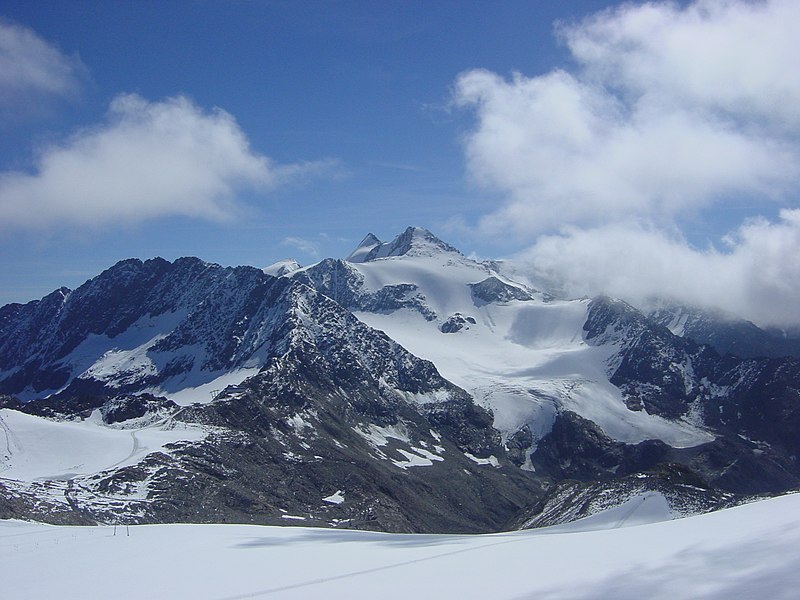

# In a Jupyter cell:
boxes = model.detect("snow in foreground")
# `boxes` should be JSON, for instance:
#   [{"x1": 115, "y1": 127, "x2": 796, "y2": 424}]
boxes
[{"x1": 2, "y1": 493, "x2": 799, "y2": 600}]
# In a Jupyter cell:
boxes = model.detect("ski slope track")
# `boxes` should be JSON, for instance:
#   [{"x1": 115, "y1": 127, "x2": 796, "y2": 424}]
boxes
[{"x1": 0, "y1": 408, "x2": 207, "y2": 481}]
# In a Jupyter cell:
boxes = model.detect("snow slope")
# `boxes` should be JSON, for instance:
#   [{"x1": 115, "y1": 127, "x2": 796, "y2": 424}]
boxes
[
  {"x1": 340, "y1": 236, "x2": 711, "y2": 448},
  {"x1": 0, "y1": 408, "x2": 208, "y2": 481},
  {"x1": 2, "y1": 492, "x2": 798, "y2": 599}
]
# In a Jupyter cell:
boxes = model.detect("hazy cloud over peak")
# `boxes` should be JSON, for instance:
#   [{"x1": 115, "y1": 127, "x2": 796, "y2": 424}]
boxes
[
  {"x1": 281, "y1": 236, "x2": 321, "y2": 258},
  {"x1": 520, "y1": 210, "x2": 800, "y2": 328},
  {"x1": 0, "y1": 94, "x2": 335, "y2": 230}
]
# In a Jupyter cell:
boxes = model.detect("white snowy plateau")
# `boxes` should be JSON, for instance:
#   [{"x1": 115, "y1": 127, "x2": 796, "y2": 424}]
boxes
[{"x1": 2, "y1": 492, "x2": 799, "y2": 599}]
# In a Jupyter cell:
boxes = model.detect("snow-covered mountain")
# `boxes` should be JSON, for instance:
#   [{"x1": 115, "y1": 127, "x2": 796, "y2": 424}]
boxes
[
  {"x1": 296, "y1": 228, "x2": 800, "y2": 491},
  {"x1": 0, "y1": 254, "x2": 539, "y2": 531},
  {"x1": 299, "y1": 232, "x2": 711, "y2": 451},
  {"x1": 1, "y1": 226, "x2": 799, "y2": 530}
]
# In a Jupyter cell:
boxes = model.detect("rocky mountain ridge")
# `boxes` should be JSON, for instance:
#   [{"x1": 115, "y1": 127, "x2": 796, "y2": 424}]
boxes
[
  {"x1": 647, "y1": 302, "x2": 800, "y2": 359},
  {"x1": 2, "y1": 226, "x2": 799, "y2": 531}
]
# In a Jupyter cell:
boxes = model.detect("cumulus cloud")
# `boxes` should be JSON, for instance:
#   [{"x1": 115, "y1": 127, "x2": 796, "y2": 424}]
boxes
[
  {"x1": 456, "y1": 68, "x2": 796, "y2": 232},
  {"x1": 454, "y1": 0, "x2": 800, "y2": 234},
  {"x1": 566, "y1": 0, "x2": 800, "y2": 131},
  {"x1": 0, "y1": 94, "x2": 335, "y2": 229},
  {"x1": 454, "y1": 0, "x2": 800, "y2": 325},
  {"x1": 520, "y1": 211, "x2": 800, "y2": 328},
  {"x1": 0, "y1": 19, "x2": 88, "y2": 112}
]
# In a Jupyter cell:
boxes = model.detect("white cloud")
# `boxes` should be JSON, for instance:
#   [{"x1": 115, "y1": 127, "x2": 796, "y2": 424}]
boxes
[
  {"x1": 454, "y1": 0, "x2": 800, "y2": 235},
  {"x1": 454, "y1": 0, "x2": 800, "y2": 326},
  {"x1": 0, "y1": 94, "x2": 335, "y2": 230},
  {"x1": 565, "y1": 0, "x2": 800, "y2": 131},
  {"x1": 0, "y1": 19, "x2": 88, "y2": 111},
  {"x1": 520, "y1": 211, "x2": 800, "y2": 328}
]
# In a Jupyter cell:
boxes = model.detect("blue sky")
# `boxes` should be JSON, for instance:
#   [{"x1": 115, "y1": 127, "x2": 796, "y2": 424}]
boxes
[{"x1": 2, "y1": 1, "x2": 799, "y2": 327}]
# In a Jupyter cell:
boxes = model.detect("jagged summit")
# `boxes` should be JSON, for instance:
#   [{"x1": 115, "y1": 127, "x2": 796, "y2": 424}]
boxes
[
  {"x1": 347, "y1": 227, "x2": 461, "y2": 263},
  {"x1": 346, "y1": 233, "x2": 382, "y2": 262}
]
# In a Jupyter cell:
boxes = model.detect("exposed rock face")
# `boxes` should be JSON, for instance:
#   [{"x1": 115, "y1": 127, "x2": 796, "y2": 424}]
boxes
[
  {"x1": 709, "y1": 358, "x2": 800, "y2": 458},
  {"x1": 294, "y1": 259, "x2": 436, "y2": 320},
  {"x1": 0, "y1": 392, "x2": 176, "y2": 423},
  {"x1": 528, "y1": 409, "x2": 800, "y2": 494},
  {"x1": 648, "y1": 303, "x2": 800, "y2": 359},
  {"x1": 439, "y1": 313, "x2": 476, "y2": 333},
  {"x1": 0, "y1": 257, "x2": 282, "y2": 397},
  {"x1": 578, "y1": 296, "x2": 800, "y2": 493},
  {"x1": 584, "y1": 296, "x2": 717, "y2": 419},
  {"x1": 346, "y1": 233, "x2": 382, "y2": 263},
  {"x1": 470, "y1": 277, "x2": 533, "y2": 305},
  {"x1": 511, "y1": 464, "x2": 738, "y2": 530},
  {"x1": 531, "y1": 411, "x2": 672, "y2": 481}
]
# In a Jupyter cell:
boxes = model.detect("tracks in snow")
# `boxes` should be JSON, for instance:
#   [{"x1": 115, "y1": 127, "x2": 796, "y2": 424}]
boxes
[{"x1": 0, "y1": 412, "x2": 22, "y2": 470}]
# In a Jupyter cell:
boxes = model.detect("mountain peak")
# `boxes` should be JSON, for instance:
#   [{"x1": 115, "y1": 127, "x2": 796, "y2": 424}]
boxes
[
  {"x1": 347, "y1": 226, "x2": 461, "y2": 263},
  {"x1": 346, "y1": 233, "x2": 382, "y2": 263},
  {"x1": 263, "y1": 259, "x2": 301, "y2": 277}
]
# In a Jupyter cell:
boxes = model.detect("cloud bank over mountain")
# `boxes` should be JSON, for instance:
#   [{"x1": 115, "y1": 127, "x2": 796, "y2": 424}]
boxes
[
  {"x1": 455, "y1": 0, "x2": 800, "y2": 327},
  {"x1": 521, "y1": 210, "x2": 800, "y2": 328}
]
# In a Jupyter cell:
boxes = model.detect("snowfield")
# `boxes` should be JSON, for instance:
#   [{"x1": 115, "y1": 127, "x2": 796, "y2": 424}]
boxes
[
  {"x1": 0, "y1": 408, "x2": 208, "y2": 481},
  {"x1": 2, "y1": 493, "x2": 799, "y2": 599}
]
